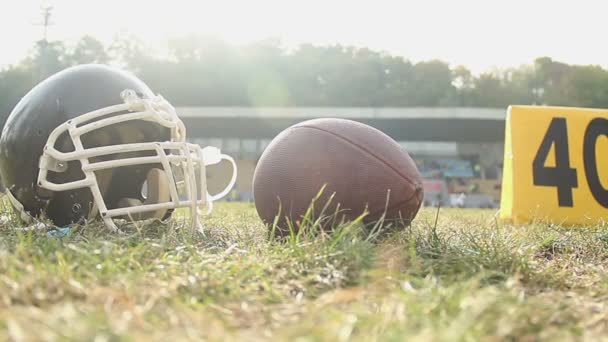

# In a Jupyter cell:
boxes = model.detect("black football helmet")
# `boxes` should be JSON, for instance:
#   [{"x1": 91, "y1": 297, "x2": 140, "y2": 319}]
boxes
[{"x1": 0, "y1": 64, "x2": 236, "y2": 231}]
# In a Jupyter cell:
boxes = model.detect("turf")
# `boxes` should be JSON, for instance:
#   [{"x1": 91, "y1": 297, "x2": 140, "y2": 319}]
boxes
[{"x1": 0, "y1": 203, "x2": 607, "y2": 340}]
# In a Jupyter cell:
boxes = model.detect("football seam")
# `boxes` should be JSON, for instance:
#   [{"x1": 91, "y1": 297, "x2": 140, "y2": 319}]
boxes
[{"x1": 292, "y1": 125, "x2": 421, "y2": 189}]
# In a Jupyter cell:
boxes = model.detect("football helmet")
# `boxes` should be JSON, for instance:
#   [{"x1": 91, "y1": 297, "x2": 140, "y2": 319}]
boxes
[{"x1": 0, "y1": 64, "x2": 236, "y2": 231}]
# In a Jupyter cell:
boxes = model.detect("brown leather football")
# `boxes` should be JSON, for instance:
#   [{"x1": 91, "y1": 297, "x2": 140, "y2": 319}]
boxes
[{"x1": 253, "y1": 118, "x2": 424, "y2": 237}]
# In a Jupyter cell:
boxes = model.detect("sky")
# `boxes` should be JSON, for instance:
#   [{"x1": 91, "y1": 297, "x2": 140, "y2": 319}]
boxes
[{"x1": 1, "y1": 0, "x2": 607, "y2": 73}]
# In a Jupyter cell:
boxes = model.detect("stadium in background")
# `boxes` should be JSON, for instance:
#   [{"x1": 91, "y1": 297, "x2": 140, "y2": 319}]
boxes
[{"x1": 181, "y1": 107, "x2": 504, "y2": 208}]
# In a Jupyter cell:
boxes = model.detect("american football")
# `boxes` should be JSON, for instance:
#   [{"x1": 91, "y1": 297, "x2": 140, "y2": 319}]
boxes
[{"x1": 253, "y1": 118, "x2": 423, "y2": 236}]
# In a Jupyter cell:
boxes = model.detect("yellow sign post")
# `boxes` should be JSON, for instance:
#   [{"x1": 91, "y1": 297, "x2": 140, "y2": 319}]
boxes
[{"x1": 501, "y1": 105, "x2": 608, "y2": 225}]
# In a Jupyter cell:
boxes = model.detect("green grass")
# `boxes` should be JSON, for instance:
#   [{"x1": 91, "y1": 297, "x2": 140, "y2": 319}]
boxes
[{"x1": 1, "y1": 203, "x2": 608, "y2": 340}]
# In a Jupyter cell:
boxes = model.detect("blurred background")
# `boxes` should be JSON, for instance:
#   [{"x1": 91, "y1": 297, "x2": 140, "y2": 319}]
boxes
[{"x1": 2, "y1": 0, "x2": 608, "y2": 208}]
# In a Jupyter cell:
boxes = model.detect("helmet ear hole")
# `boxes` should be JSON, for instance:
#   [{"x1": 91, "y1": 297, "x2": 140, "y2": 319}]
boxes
[{"x1": 72, "y1": 203, "x2": 82, "y2": 213}]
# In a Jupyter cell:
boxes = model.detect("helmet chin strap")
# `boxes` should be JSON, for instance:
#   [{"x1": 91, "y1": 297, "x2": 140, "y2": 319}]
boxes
[
  {"x1": 5, "y1": 189, "x2": 33, "y2": 224},
  {"x1": 116, "y1": 168, "x2": 171, "y2": 221}
]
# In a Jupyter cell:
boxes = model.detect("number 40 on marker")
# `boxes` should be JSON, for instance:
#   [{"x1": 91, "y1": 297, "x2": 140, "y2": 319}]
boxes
[{"x1": 533, "y1": 117, "x2": 608, "y2": 208}]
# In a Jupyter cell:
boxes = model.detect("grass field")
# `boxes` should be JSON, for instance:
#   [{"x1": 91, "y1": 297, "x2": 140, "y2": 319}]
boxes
[{"x1": 1, "y1": 202, "x2": 608, "y2": 341}]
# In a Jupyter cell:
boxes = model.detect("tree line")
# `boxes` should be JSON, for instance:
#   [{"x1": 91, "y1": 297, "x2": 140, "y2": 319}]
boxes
[{"x1": 2, "y1": 35, "x2": 608, "y2": 124}]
